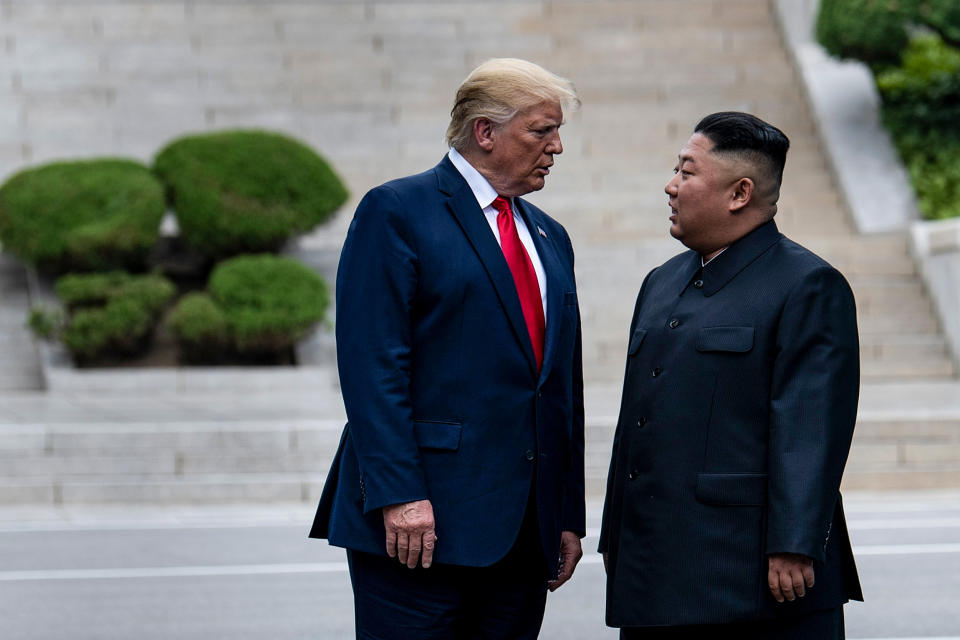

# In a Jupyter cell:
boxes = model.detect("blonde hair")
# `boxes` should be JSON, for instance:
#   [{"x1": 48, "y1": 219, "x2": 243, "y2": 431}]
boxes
[{"x1": 445, "y1": 58, "x2": 579, "y2": 150}]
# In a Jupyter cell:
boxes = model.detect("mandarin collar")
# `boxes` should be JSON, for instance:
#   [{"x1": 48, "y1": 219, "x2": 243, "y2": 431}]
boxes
[{"x1": 698, "y1": 220, "x2": 783, "y2": 297}]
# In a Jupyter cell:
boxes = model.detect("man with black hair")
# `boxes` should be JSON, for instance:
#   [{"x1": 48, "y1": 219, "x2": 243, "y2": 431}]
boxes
[{"x1": 599, "y1": 112, "x2": 863, "y2": 638}]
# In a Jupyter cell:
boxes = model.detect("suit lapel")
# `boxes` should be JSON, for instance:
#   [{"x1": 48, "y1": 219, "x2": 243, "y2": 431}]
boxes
[
  {"x1": 516, "y1": 199, "x2": 564, "y2": 383},
  {"x1": 436, "y1": 158, "x2": 539, "y2": 376}
]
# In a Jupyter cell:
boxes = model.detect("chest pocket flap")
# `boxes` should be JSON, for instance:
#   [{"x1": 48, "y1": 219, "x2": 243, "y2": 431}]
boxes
[
  {"x1": 628, "y1": 328, "x2": 647, "y2": 355},
  {"x1": 696, "y1": 326, "x2": 754, "y2": 353}
]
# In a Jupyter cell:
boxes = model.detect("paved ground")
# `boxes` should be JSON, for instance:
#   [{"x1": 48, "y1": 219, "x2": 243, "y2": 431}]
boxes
[{"x1": 2, "y1": 492, "x2": 958, "y2": 639}]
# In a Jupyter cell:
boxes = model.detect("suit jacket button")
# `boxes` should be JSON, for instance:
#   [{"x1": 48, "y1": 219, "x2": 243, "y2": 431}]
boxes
[
  {"x1": 628, "y1": 470, "x2": 639, "y2": 480},
  {"x1": 693, "y1": 279, "x2": 704, "y2": 289},
  {"x1": 651, "y1": 367, "x2": 662, "y2": 378},
  {"x1": 525, "y1": 450, "x2": 535, "y2": 461},
  {"x1": 668, "y1": 319, "x2": 680, "y2": 329},
  {"x1": 636, "y1": 417, "x2": 647, "y2": 428}
]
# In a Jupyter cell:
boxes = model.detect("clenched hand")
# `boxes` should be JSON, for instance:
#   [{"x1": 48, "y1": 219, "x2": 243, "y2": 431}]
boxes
[
  {"x1": 768, "y1": 552, "x2": 815, "y2": 603},
  {"x1": 383, "y1": 499, "x2": 437, "y2": 569},
  {"x1": 548, "y1": 531, "x2": 583, "y2": 592}
]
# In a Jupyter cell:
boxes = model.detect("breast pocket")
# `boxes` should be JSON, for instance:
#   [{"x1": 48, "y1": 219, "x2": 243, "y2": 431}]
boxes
[{"x1": 695, "y1": 326, "x2": 754, "y2": 353}]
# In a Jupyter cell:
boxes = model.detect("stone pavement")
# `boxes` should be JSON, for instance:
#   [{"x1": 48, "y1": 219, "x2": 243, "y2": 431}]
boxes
[
  {"x1": 1, "y1": 492, "x2": 959, "y2": 639},
  {"x1": 0, "y1": 0, "x2": 958, "y2": 503}
]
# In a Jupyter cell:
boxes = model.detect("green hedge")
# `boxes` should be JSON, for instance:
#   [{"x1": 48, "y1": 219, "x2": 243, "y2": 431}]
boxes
[
  {"x1": 153, "y1": 130, "x2": 348, "y2": 259},
  {"x1": 817, "y1": 1, "x2": 960, "y2": 219},
  {"x1": 167, "y1": 292, "x2": 230, "y2": 362},
  {"x1": 0, "y1": 159, "x2": 165, "y2": 274},
  {"x1": 876, "y1": 35, "x2": 960, "y2": 218},
  {"x1": 816, "y1": 0, "x2": 908, "y2": 68},
  {"x1": 35, "y1": 272, "x2": 176, "y2": 364},
  {"x1": 169, "y1": 254, "x2": 329, "y2": 358}
]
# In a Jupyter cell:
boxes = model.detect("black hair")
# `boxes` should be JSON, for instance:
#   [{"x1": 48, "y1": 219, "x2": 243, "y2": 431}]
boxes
[{"x1": 694, "y1": 111, "x2": 790, "y2": 195}]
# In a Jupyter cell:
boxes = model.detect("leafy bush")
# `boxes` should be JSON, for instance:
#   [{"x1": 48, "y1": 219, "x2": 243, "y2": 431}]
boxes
[
  {"x1": 209, "y1": 254, "x2": 329, "y2": 353},
  {"x1": 32, "y1": 271, "x2": 176, "y2": 364},
  {"x1": 818, "y1": 2, "x2": 960, "y2": 219},
  {"x1": 168, "y1": 255, "x2": 329, "y2": 359},
  {"x1": 153, "y1": 130, "x2": 348, "y2": 259},
  {"x1": 876, "y1": 35, "x2": 960, "y2": 219},
  {"x1": 27, "y1": 307, "x2": 63, "y2": 340},
  {"x1": 0, "y1": 159, "x2": 165, "y2": 274},
  {"x1": 63, "y1": 299, "x2": 155, "y2": 363},
  {"x1": 816, "y1": 0, "x2": 908, "y2": 68},
  {"x1": 167, "y1": 292, "x2": 231, "y2": 361}
]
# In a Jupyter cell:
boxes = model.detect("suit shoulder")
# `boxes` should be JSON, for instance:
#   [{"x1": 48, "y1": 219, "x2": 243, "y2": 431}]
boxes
[
  {"x1": 775, "y1": 236, "x2": 846, "y2": 278},
  {"x1": 773, "y1": 236, "x2": 853, "y2": 294},
  {"x1": 368, "y1": 166, "x2": 438, "y2": 202},
  {"x1": 355, "y1": 165, "x2": 441, "y2": 223}
]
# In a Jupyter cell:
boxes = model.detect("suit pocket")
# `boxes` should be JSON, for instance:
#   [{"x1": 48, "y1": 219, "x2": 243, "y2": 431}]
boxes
[
  {"x1": 695, "y1": 472, "x2": 767, "y2": 506},
  {"x1": 413, "y1": 420, "x2": 462, "y2": 451},
  {"x1": 696, "y1": 326, "x2": 754, "y2": 353},
  {"x1": 628, "y1": 328, "x2": 647, "y2": 355}
]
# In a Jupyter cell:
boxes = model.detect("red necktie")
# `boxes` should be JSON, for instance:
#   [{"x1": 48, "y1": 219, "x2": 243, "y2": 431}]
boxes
[{"x1": 492, "y1": 196, "x2": 545, "y2": 372}]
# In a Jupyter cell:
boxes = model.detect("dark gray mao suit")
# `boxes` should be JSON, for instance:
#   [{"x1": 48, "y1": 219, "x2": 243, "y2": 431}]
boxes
[{"x1": 599, "y1": 220, "x2": 863, "y2": 629}]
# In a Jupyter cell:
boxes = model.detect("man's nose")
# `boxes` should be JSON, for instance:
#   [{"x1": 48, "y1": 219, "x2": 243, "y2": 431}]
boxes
[
  {"x1": 547, "y1": 133, "x2": 563, "y2": 155},
  {"x1": 664, "y1": 174, "x2": 678, "y2": 195}
]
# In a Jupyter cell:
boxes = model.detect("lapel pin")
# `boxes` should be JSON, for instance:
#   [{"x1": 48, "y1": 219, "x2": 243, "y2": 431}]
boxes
[{"x1": 537, "y1": 226, "x2": 547, "y2": 238}]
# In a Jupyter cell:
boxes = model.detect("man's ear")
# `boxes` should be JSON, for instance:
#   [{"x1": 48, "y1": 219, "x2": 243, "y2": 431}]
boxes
[
  {"x1": 729, "y1": 177, "x2": 754, "y2": 213},
  {"x1": 473, "y1": 118, "x2": 496, "y2": 152}
]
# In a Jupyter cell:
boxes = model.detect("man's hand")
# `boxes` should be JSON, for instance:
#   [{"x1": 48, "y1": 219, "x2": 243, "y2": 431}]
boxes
[
  {"x1": 383, "y1": 499, "x2": 437, "y2": 569},
  {"x1": 767, "y1": 553, "x2": 815, "y2": 603},
  {"x1": 548, "y1": 531, "x2": 583, "y2": 592}
]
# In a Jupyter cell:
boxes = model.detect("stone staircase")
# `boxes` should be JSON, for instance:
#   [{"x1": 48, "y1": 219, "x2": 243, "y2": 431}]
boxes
[{"x1": 0, "y1": 0, "x2": 957, "y2": 504}]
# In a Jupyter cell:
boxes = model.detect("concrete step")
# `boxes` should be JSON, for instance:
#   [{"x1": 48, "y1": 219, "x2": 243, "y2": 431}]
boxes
[
  {"x1": 842, "y1": 467, "x2": 960, "y2": 491},
  {"x1": 0, "y1": 473, "x2": 328, "y2": 505}
]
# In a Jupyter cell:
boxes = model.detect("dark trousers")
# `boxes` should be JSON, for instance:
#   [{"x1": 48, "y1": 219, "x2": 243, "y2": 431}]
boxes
[
  {"x1": 347, "y1": 499, "x2": 549, "y2": 640},
  {"x1": 620, "y1": 606, "x2": 845, "y2": 640}
]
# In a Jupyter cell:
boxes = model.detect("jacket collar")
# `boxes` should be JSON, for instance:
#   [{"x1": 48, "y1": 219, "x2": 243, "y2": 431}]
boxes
[{"x1": 700, "y1": 219, "x2": 783, "y2": 297}]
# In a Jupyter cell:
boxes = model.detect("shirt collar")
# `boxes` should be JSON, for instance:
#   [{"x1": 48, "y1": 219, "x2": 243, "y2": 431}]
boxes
[
  {"x1": 701, "y1": 247, "x2": 727, "y2": 267},
  {"x1": 448, "y1": 147, "x2": 501, "y2": 211}
]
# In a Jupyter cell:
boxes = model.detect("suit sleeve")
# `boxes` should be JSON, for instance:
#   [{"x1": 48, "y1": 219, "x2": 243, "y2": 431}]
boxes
[
  {"x1": 561, "y1": 230, "x2": 586, "y2": 536},
  {"x1": 335, "y1": 185, "x2": 428, "y2": 514},
  {"x1": 598, "y1": 270, "x2": 652, "y2": 553},
  {"x1": 766, "y1": 266, "x2": 860, "y2": 562}
]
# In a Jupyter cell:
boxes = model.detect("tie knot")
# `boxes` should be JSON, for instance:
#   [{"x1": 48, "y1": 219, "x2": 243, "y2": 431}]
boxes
[{"x1": 492, "y1": 196, "x2": 512, "y2": 217}]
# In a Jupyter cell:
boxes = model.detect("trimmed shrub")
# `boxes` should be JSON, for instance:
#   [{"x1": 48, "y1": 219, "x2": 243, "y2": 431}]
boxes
[
  {"x1": 63, "y1": 299, "x2": 155, "y2": 363},
  {"x1": 208, "y1": 254, "x2": 329, "y2": 353},
  {"x1": 56, "y1": 271, "x2": 175, "y2": 314},
  {"x1": 877, "y1": 35, "x2": 960, "y2": 219},
  {"x1": 36, "y1": 271, "x2": 176, "y2": 364},
  {"x1": 153, "y1": 130, "x2": 348, "y2": 259},
  {"x1": 0, "y1": 159, "x2": 165, "y2": 274},
  {"x1": 167, "y1": 292, "x2": 231, "y2": 361},
  {"x1": 818, "y1": 1, "x2": 960, "y2": 219},
  {"x1": 816, "y1": 0, "x2": 908, "y2": 68}
]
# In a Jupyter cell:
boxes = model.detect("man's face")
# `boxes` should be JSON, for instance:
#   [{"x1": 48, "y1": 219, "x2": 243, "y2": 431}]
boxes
[
  {"x1": 485, "y1": 101, "x2": 564, "y2": 197},
  {"x1": 664, "y1": 132, "x2": 736, "y2": 256}
]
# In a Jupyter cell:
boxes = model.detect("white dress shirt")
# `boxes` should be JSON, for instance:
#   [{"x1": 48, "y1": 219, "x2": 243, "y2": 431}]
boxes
[{"x1": 447, "y1": 147, "x2": 548, "y2": 321}]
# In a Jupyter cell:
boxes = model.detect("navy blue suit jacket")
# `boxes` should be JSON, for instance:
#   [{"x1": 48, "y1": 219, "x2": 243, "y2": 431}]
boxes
[
  {"x1": 599, "y1": 221, "x2": 863, "y2": 627},
  {"x1": 310, "y1": 156, "x2": 585, "y2": 576}
]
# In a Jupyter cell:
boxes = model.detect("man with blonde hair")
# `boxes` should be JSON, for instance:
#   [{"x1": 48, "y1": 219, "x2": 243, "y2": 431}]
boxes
[{"x1": 311, "y1": 58, "x2": 585, "y2": 638}]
